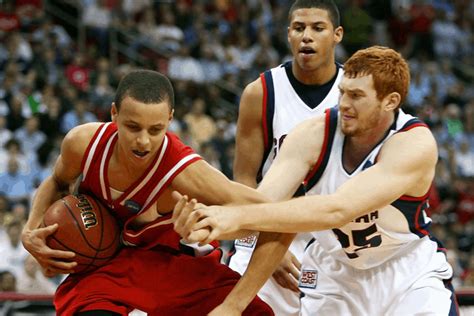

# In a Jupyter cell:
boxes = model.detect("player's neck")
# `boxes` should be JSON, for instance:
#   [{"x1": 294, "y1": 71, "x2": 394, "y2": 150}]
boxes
[
  {"x1": 292, "y1": 60, "x2": 336, "y2": 85},
  {"x1": 110, "y1": 143, "x2": 152, "y2": 184}
]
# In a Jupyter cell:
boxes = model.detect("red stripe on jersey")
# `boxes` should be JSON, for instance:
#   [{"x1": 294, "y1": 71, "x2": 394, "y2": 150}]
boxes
[
  {"x1": 260, "y1": 73, "x2": 269, "y2": 150},
  {"x1": 399, "y1": 122, "x2": 428, "y2": 132},
  {"x1": 399, "y1": 191, "x2": 430, "y2": 201},
  {"x1": 414, "y1": 202, "x2": 429, "y2": 236},
  {"x1": 304, "y1": 109, "x2": 331, "y2": 185}
]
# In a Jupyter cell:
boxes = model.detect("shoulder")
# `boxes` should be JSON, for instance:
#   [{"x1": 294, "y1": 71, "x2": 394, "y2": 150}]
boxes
[
  {"x1": 62, "y1": 122, "x2": 103, "y2": 158},
  {"x1": 380, "y1": 126, "x2": 437, "y2": 169},
  {"x1": 241, "y1": 77, "x2": 264, "y2": 101}
]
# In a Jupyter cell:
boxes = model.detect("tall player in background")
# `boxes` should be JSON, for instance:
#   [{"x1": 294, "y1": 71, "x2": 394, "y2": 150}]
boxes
[
  {"x1": 174, "y1": 46, "x2": 458, "y2": 315},
  {"x1": 230, "y1": 0, "x2": 343, "y2": 314},
  {"x1": 21, "y1": 70, "x2": 273, "y2": 315}
]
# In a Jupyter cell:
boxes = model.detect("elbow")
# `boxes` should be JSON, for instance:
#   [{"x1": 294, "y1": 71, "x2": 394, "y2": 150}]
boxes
[{"x1": 324, "y1": 196, "x2": 351, "y2": 229}]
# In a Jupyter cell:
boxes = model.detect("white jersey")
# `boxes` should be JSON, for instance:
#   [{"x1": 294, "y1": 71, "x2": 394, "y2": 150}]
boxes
[
  {"x1": 304, "y1": 107, "x2": 435, "y2": 269},
  {"x1": 229, "y1": 63, "x2": 343, "y2": 315}
]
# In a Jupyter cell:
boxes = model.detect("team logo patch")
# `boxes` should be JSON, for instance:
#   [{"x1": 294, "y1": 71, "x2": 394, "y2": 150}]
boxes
[
  {"x1": 125, "y1": 200, "x2": 142, "y2": 213},
  {"x1": 299, "y1": 269, "x2": 318, "y2": 289},
  {"x1": 235, "y1": 235, "x2": 257, "y2": 248}
]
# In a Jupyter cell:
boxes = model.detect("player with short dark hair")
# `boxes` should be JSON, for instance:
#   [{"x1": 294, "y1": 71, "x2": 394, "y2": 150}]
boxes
[
  {"x1": 21, "y1": 70, "x2": 273, "y2": 315},
  {"x1": 230, "y1": 0, "x2": 343, "y2": 314}
]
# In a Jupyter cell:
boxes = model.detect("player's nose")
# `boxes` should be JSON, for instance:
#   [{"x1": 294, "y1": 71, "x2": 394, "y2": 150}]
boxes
[{"x1": 136, "y1": 132, "x2": 150, "y2": 146}]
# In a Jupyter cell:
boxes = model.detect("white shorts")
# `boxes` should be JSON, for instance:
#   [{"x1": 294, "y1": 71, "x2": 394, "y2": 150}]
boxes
[
  {"x1": 299, "y1": 237, "x2": 457, "y2": 316},
  {"x1": 228, "y1": 233, "x2": 313, "y2": 316}
]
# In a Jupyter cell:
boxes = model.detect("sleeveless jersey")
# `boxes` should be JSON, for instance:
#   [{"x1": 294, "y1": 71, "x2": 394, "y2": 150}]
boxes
[
  {"x1": 79, "y1": 122, "x2": 201, "y2": 252},
  {"x1": 258, "y1": 63, "x2": 344, "y2": 180},
  {"x1": 304, "y1": 108, "x2": 432, "y2": 269},
  {"x1": 230, "y1": 63, "x2": 344, "y2": 272}
]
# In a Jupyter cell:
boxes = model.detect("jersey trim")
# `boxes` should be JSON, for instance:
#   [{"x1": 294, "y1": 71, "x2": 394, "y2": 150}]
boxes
[
  {"x1": 118, "y1": 135, "x2": 169, "y2": 206},
  {"x1": 82, "y1": 122, "x2": 111, "y2": 181},
  {"x1": 142, "y1": 153, "x2": 201, "y2": 211},
  {"x1": 304, "y1": 108, "x2": 338, "y2": 191},
  {"x1": 100, "y1": 131, "x2": 118, "y2": 202},
  {"x1": 257, "y1": 70, "x2": 275, "y2": 183}
]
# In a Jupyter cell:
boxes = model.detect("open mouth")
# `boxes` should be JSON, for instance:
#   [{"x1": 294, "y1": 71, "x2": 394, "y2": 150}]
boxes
[
  {"x1": 132, "y1": 150, "x2": 150, "y2": 158},
  {"x1": 299, "y1": 47, "x2": 316, "y2": 55}
]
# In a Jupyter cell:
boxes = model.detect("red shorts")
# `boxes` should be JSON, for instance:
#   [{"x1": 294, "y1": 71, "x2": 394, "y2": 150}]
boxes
[{"x1": 54, "y1": 247, "x2": 273, "y2": 315}]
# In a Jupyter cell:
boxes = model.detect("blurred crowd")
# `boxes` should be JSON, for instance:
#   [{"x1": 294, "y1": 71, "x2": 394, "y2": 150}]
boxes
[{"x1": 0, "y1": 0, "x2": 473, "y2": 295}]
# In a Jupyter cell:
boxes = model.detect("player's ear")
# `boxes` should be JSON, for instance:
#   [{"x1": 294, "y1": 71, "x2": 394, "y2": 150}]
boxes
[
  {"x1": 169, "y1": 109, "x2": 174, "y2": 121},
  {"x1": 111, "y1": 103, "x2": 118, "y2": 122},
  {"x1": 334, "y1": 26, "x2": 343, "y2": 44},
  {"x1": 383, "y1": 92, "x2": 401, "y2": 112}
]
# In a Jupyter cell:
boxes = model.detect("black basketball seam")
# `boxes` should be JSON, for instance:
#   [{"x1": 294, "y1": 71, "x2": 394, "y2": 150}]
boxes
[
  {"x1": 48, "y1": 235, "x2": 117, "y2": 259},
  {"x1": 62, "y1": 196, "x2": 108, "y2": 251},
  {"x1": 95, "y1": 201, "x2": 121, "y2": 251}
]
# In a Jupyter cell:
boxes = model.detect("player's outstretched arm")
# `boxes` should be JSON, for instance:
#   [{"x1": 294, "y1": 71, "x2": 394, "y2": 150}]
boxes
[
  {"x1": 195, "y1": 126, "x2": 437, "y2": 237},
  {"x1": 208, "y1": 126, "x2": 437, "y2": 314},
  {"x1": 21, "y1": 123, "x2": 100, "y2": 276},
  {"x1": 181, "y1": 116, "x2": 325, "y2": 243},
  {"x1": 171, "y1": 158, "x2": 270, "y2": 241},
  {"x1": 233, "y1": 78, "x2": 265, "y2": 188}
]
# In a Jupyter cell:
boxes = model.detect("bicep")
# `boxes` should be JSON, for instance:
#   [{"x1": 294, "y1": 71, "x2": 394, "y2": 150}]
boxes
[
  {"x1": 233, "y1": 80, "x2": 265, "y2": 187},
  {"x1": 332, "y1": 129, "x2": 437, "y2": 221},
  {"x1": 258, "y1": 120, "x2": 323, "y2": 201}
]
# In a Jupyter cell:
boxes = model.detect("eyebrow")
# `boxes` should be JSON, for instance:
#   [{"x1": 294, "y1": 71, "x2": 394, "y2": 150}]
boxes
[
  {"x1": 338, "y1": 86, "x2": 365, "y2": 94},
  {"x1": 124, "y1": 120, "x2": 166, "y2": 128}
]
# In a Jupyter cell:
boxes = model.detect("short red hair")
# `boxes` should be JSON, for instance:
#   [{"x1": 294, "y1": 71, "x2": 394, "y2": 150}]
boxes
[{"x1": 344, "y1": 46, "x2": 410, "y2": 107}]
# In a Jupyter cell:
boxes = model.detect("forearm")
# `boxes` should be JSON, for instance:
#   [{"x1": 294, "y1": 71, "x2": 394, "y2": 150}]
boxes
[
  {"x1": 24, "y1": 176, "x2": 67, "y2": 231},
  {"x1": 238, "y1": 194, "x2": 344, "y2": 233},
  {"x1": 222, "y1": 232, "x2": 295, "y2": 311}
]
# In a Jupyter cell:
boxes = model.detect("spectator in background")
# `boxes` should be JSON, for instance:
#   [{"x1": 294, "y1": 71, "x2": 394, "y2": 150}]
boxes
[
  {"x1": 0, "y1": 220, "x2": 29, "y2": 279},
  {"x1": 341, "y1": 0, "x2": 372, "y2": 55},
  {"x1": 0, "y1": 138, "x2": 30, "y2": 174},
  {"x1": 65, "y1": 54, "x2": 90, "y2": 92},
  {"x1": 0, "y1": 270, "x2": 17, "y2": 292},
  {"x1": 408, "y1": 0, "x2": 435, "y2": 59},
  {"x1": 431, "y1": 9, "x2": 464, "y2": 60},
  {"x1": 14, "y1": 116, "x2": 46, "y2": 156},
  {"x1": 31, "y1": 17, "x2": 71, "y2": 50},
  {"x1": 37, "y1": 96, "x2": 62, "y2": 139},
  {"x1": 183, "y1": 97, "x2": 217, "y2": 149},
  {"x1": 81, "y1": 0, "x2": 112, "y2": 56},
  {"x1": 60, "y1": 98, "x2": 97, "y2": 134},
  {"x1": 0, "y1": 157, "x2": 34, "y2": 203},
  {"x1": 168, "y1": 45, "x2": 204, "y2": 83},
  {"x1": 16, "y1": 255, "x2": 57, "y2": 294},
  {"x1": 0, "y1": 115, "x2": 12, "y2": 148},
  {"x1": 89, "y1": 72, "x2": 114, "y2": 120},
  {"x1": 454, "y1": 139, "x2": 474, "y2": 178}
]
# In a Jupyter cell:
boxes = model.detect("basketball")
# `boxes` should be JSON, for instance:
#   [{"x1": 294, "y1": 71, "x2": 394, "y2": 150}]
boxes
[{"x1": 42, "y1": 194, "x2": 121, "y2": 274}]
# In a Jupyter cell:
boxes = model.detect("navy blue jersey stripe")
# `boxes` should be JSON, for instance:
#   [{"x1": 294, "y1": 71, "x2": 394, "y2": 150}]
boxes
[
  {"x1": 256, "y1": 70, "x2": 275, "y2": 183},
  {"x1": 304, "y1": 107, "x2": 338, "y2": 191},
  {"x1": 391, "y1": 198, "x2": 431, "y2": 238},
  {"x1": 399, "y1": 118, "x2": 428, "y2": 132}
]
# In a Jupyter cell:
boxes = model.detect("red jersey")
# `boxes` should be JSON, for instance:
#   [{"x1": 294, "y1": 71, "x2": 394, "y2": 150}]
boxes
[{"x1": 79, "y1": 122, "x2": 201, "y2": 251}]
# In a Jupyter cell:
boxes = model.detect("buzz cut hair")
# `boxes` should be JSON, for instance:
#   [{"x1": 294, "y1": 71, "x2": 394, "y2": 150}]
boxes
[
  {"x1": 288, "y1": 0, "x2": 340, "y2": 28},
  {"x1": 114, "y1": 70, "x2": 175, "y2": 111}
]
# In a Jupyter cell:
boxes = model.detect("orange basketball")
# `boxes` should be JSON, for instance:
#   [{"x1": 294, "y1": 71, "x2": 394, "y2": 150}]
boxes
[{"x1": 42, "y1": 194, "x2": 121, "y2": 274}]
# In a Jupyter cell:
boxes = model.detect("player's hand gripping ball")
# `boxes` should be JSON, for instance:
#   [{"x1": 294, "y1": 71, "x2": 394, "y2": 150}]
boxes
[{"x1": 42, "y1": 194, "x2": 121, "y2": 273}]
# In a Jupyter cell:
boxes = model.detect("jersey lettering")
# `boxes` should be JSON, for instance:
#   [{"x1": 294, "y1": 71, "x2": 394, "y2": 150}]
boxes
[{"x1": 333, "y1": 223, "x2": 382, "y2": 259}]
